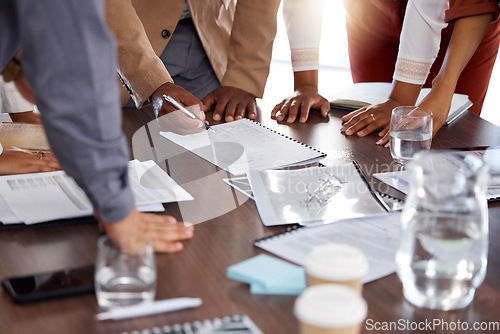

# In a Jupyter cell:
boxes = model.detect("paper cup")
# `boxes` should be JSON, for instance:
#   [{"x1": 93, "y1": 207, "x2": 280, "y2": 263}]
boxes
[
  {"x1": 294, "y1": 284, "x2": 367, "y2": 334},
  {"x1": 305, "y1": 243, "x2": 369, "y2": 293}
]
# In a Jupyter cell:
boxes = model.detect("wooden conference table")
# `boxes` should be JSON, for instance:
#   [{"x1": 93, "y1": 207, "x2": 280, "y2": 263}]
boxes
[{"x1": 1, "y1": 104, "x2": 499, "y2": 334}]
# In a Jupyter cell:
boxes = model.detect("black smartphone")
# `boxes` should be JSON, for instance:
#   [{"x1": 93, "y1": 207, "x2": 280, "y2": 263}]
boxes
[{"x1": 2, "y1": 265, "x2": 95, "y2": 304}]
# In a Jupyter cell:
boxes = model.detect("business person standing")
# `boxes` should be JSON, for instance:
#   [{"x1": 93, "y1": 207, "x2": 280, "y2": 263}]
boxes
[{"x1": 0, "y1": 0, "x2": 193, "y2": 252}]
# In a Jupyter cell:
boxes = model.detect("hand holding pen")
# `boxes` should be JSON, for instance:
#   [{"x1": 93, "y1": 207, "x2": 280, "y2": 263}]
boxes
[
  {"x1": 163, "y1": 95, "x2": 215, "y2": 133},
  {"x1": 149, "y1": 82, "x2": 212, "y2": 135}
]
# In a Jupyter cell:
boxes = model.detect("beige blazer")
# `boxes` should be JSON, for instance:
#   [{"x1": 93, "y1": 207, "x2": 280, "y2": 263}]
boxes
[{"x1": 106, "y1": 0, "x2": 281, "y2": 107}]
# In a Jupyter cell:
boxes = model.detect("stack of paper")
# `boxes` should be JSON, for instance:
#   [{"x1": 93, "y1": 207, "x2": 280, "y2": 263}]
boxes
[
  {"x1": 226, "y1": 254, "x2": 306, "y2": 295},
  {"x1": 0, "y1": 160, "x2": 193, "y2": 225}
]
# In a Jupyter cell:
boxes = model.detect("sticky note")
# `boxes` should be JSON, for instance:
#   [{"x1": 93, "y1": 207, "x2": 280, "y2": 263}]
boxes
[{"x1": 227, "y1": 254, "x2": 306, "y2": 295}]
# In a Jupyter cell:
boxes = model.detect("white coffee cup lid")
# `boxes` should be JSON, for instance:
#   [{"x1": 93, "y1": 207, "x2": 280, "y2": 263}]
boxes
[
  {"x1": 305, "y1": 243, "x2": 369, "y2": 281},
  {"x1": 294, "y1": 284, "x2": 367, "y2": 328}
]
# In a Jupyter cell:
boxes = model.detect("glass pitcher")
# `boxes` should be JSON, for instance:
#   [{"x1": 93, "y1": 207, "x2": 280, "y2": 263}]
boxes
[{"x1": 396, "y1": 151, "x2": 489, "y2": 310}]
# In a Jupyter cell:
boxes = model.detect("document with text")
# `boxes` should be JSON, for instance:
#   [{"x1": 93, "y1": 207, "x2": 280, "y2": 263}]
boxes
[{"x1": 0, "y1": 160, "x2": 192, "y2": 225}]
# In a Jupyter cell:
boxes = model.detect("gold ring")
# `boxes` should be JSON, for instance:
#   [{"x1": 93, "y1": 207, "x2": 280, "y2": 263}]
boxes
[
  {"x1": 370, "y1": 114, "x2": 375, "y2": 122},
  {"x1": 37, "y1": 152, "x2": 45, "y2": 160}
]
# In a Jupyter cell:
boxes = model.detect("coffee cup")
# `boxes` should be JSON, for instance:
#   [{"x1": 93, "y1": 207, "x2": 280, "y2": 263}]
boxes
[
  {"x1": 304, "y1": 243, "x2": 369, "y2": 293},
  {"x1": 294, "y1": 284, "x2": 367, "y2": 334}
]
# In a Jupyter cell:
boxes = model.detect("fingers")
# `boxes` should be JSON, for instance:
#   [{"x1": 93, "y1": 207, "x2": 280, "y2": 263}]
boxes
[
  {"x1": 271, "y1": 101, "x2": 285, "y2": 118},
  {"x1": 341, "y1": 109, "x2": 391, "y2": 137},
  {"x1": 298, "y1": 100, "x2": 312, "y2": 124},
  {"x1": 274, "y1": 96, "x2": 328, "y2": 124},
  {"x1": 378, "y1": 132, "x2": 390, "y2": 147},
  {"x1": 100, "y1": 209, "x2": 195, "y2": 254},
  {"x1": 246, "y1": 101, "x2": 257, "y2": 120},
  {"x1": 201, "y1": 92, "x2": 216, "y2": 114},
  {"x1": 341, "y1": 107, "x2": 366, "y2": 123},
  {"x1": 141, "y1": 214, "x2": 194, "y2": 254},
  {"x1": 320, "y1": 101, "x2": 330, "y2": 118},
  {"x1": 202, "y1": 87, "x2": 257, "y2": 122},
  {"x1": 0, "y1": 150, "x2": 61, "y2": 175}
]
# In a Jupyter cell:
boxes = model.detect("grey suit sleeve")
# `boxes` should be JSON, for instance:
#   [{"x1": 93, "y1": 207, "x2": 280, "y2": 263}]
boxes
[{"x1": 13, "y1": 0, "x2": 135, "y2": 222}]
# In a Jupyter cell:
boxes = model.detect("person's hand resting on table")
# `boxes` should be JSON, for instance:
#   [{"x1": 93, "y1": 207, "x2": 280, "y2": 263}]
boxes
[
  {"x1": 98, "y1": 208, "x2": 194, "y2": 253},
  {"x1": 272, "y1": 70, "x2": 330, "y2": 124},
  {"x1": 272, "y1": 85, "x2": 330, "y2": 123},
  {"x1": 202, "y1": 86, "x2": 257, "y2": 122},
  {"x1": 0, "y1": 147, "x2": 60, "y2": 175},
  {"x1": 340, "y1": 98, "x2": 400, "y2": 146}
]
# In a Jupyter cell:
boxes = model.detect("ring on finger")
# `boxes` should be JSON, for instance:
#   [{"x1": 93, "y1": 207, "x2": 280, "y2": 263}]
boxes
[
  {"x1": 370, "y1": 114, "x2": 375, "y2": 122},
  {"x1": 37, "y1": 152, "x2": 45, "y2": 160}
]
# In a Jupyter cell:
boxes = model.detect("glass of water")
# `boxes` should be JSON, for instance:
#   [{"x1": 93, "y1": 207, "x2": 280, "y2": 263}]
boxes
[
  {"x1": 95, "y1": 235, "x2": 156, "y2": 310},
  {"x1": 389, "y1": 106, "x2": 433, "y2": 164}
]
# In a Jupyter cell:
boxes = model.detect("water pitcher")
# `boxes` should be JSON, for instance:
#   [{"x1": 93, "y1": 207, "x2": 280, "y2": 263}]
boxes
[{"x1": 396, "y1": 151, "x2": 489, "y2": 310}]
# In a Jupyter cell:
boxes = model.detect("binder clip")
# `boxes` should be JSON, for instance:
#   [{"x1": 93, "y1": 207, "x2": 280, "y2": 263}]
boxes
[{"x1": 306, "y1": 174, "x2": 343, "y2": 206}]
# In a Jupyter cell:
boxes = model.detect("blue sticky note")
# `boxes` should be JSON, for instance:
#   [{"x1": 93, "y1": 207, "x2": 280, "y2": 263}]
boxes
[
  {"x1": 227, "y1": 254, "x2": 305, "y2": 292},
  {"x1": 250, "y1": 270, "x2": 306, "y2": 296}
]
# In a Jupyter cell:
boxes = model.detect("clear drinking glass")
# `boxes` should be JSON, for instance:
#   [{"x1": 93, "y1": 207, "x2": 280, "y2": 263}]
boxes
[
  {"x1": 95, "y1": 235, "x2": 156, "y2": 310},
  {"x1": 396, "y1": 151, "x2": 489, "y2": 310},
  {"x1": 390, "y1": 106, "x2": 433, "y2": 164}
]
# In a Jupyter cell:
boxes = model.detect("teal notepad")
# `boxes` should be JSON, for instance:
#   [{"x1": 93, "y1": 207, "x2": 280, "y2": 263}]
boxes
[{"x1": 227, "y1": 254, "x2": 306, "y2": 295}]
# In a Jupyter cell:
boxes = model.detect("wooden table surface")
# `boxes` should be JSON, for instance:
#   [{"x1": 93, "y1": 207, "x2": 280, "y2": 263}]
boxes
[{"x1": 1, "y1": 105, "x2": 499, "y2": 334}]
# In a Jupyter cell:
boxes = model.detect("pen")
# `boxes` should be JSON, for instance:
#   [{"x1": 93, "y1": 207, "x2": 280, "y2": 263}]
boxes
[
  {"x1": 96, "y1": 297, "x2": 203, "y2": 321},
  {"x1": 163, "y1": 94, "x2": 215, "y2": 133}
]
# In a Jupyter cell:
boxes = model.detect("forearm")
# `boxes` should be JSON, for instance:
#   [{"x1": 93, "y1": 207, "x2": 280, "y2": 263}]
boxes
[
  {"x1": 293, "y1": 70, "x2": 318, "y2": 90},
  {"x1": 394, "y1": 0, "x2": 449, "y2": 85},
  {"x1": 432, "y1": 13, "x2": 493, "y2": 91},
  {"x1": 388, "y1": 80, "x2": 423, "y2": 106},
  {"x1": 18, "y1": 0, "x2": 134, "y2": 223},
  {"x1": 105, "y1": 0, "x2": 172, "y2": 108},
  {"x1": 285, "y1": 0, "x2": 322, "y2": 73}
]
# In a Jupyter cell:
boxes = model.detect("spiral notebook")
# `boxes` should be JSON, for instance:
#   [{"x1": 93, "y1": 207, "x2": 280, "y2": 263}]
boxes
[{"x1": 160, "y1": 118, "x2": 326, "y2": 175}]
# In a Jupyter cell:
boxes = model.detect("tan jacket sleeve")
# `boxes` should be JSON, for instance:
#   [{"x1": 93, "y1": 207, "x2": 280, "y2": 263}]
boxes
[
  {"x1": 221, "y1": 0, "x2": 281, "y2": 98},
  {"x1": 105, "y1": 0, "x2": 173, "y2": 108}
]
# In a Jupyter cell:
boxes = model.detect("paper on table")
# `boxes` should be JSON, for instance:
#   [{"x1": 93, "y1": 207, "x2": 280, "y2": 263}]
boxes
[
  {"x1": 254, "y1": 212, "x2": 401, "y2": 283},
  {"x1": 160, "y1": 118, "x2": 325, "y2": 175},
  {"x1": 0, "y1": 160, "x2": 193, "y2": 225},
  {"x1": 248, "y1": 164, "x2": 388, "y2": 226},
  {"x1": 373, "y1": 147, "x2": 500, "y2": 201},
  {"x1": 0, "y1": 195, "x2": 19, "y2": 224}
]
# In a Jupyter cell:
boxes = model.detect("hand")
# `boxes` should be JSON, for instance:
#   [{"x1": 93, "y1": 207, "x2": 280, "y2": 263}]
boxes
[
  {"x1": 98, "y1": 208, "x2": 194, "y2": 253},
  {"x1": 0, "y1": 148, "x2": 60, "y2": 175},
  {"x1": 202, "y1": 86, "x2": 257, "y2": 122},
  {"x1": 340, "y1": 99, "x2": 400, "y2": 146},
  {"x1": 418, "y1": 85, "x2": 454, "y2": 137},
  {"x1": 9, "y1": 111, "x2": 41, "y2": 124},
  {"x1": 271, "y1": 85, "x2": 330, "y2": 123},
  {"x1": 150, "y1": 82, "x2": 206, "y2": 135}
]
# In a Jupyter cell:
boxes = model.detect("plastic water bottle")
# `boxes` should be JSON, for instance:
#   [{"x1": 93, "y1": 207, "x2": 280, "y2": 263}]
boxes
[{"x1": 396, "y1": 151, "x2": 489, "y2": 310}]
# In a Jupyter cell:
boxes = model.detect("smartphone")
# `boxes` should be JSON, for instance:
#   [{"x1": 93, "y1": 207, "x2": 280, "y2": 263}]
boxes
[{"x1": 2, "y1": 265, "x2": 95, "y2": 303}]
